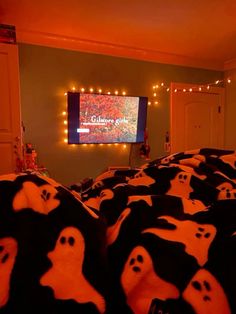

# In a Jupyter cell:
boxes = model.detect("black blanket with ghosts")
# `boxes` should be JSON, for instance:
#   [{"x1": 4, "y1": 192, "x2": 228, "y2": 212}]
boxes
[{"x1": 0, "y1": 148, "x2": 236, "y2": 314}]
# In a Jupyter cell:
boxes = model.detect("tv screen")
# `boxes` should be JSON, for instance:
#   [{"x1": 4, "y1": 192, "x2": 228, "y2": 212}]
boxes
[{"x1": 67, "y1": 92, "x2": 148, "y2": 144}]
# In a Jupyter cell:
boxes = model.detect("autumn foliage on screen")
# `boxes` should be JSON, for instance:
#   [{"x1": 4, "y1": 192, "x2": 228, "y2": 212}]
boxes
[{"x1": 67, "y1": 93, "x2": 147, "y2": 144}]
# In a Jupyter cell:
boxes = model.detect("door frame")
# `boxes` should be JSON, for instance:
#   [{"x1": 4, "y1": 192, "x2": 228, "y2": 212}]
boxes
[
  {"x1": 170, "y1": 82, "x2": 225, "y2": 154},
  {"x1": 0, "y1": 43, "x2": 22, "y2": 174}
]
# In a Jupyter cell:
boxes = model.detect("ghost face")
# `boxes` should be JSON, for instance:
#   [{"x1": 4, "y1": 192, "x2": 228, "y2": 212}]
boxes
[{"x1": 183, "y1": 269, "x2": 231, "y2": 314}]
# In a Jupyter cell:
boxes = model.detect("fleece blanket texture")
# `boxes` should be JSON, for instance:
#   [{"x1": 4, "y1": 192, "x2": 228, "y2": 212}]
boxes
[{"x1": 0, "y1": 148, "x2": 235, "y2": 314}]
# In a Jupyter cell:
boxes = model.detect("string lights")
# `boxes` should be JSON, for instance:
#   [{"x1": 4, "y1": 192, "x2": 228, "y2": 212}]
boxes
[
  {"x1": 148, "y1": 77, "x2": 232, "y2": 106},
  {"x1": 61, "y1": 86, "x2": 128, "y2": 149},
  {"x1": 67, "y1": 86, "x2": 127, "y2": 96}
]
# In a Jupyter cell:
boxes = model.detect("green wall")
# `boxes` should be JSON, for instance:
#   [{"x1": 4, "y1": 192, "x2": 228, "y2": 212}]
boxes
[{"x1": 19, "y1": 44, "x2": 223, "y2": 185}]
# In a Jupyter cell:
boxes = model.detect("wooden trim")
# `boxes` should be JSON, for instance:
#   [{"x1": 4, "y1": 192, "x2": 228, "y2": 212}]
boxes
[
  {"x1": 16, "y1": 29, "x2": 224, "y2": 70},
  {"x1": 224, "y1": 58, "x2": 236, "y2": 70}
]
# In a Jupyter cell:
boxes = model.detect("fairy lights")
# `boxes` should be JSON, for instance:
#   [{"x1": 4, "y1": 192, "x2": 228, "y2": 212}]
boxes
[
  {"x1": 148, "y1": 77, "x2": 232, "y2": 106},
  {"x1": 152, "y1": 77, "x2": 231, "y2": 93},
  {"x1": 66, "y1": 86, "x2": 127, "y2": 97}
]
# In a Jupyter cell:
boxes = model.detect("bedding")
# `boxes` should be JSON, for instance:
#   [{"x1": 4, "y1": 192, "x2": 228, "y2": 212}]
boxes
[{"x1": 0, "y1": 148, "x2": 235, "y2": 314}]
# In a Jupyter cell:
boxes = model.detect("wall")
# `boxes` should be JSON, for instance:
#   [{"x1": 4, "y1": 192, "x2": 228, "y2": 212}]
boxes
[
  {"x1": 225, "y1": 68, "x2": 236, "y2": 149},
  {"x1": 19, "y1": 44, "x2": 223, "y2": 185}
]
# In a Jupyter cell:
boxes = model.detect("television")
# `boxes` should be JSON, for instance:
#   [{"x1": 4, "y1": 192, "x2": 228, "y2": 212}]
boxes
[{"x1": 67, "y1": 92, "x2": 148, "y2": 144}]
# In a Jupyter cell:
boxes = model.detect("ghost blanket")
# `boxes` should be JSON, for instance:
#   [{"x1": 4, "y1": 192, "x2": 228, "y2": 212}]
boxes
[
  {"x1": 82, "y1": 148, "x2": 236, "y2": 314},
  {"x1": 0, "y1": 174, "x2": 108, "y2": 314},
  {"x1": 0, "y1": 148, "x2": 236, "y2": 314}
]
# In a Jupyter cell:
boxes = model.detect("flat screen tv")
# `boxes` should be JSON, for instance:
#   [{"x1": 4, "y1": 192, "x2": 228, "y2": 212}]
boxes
[{"x1": 67, "y1": 92, "x2": 148, "y2": 144}]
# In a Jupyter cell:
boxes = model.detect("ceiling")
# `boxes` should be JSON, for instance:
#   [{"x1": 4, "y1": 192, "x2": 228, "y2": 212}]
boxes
[{"x1": 1, "y1": 0, "x2": 236, "y2": 70}]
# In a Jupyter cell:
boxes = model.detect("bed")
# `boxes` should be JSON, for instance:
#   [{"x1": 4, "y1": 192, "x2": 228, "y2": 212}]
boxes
[{"x1": 0, "y1": 148, "x2": 235, "y2": 314}]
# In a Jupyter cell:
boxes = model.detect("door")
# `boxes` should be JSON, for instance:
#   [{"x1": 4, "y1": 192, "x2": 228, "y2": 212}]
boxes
[
  {"x1": 170, "y1": 82, "x2": 224, "y2": 154},
  {"x1": 0, "y1": 43, "x2": 22, "y2": 174}
]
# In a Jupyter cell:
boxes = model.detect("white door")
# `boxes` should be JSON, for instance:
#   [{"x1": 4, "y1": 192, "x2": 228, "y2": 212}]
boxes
[
  {"x1": 0, "y1": 43, "x2": 22, "y2": 174},
  {"x1": 170, "y1": 82, "x2": 225, "y2": 154}
]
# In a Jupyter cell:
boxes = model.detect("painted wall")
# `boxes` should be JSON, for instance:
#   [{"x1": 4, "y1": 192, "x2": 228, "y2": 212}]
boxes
[
  {"x1": 19, "y1": 44, "x2": 223, "y2": 185},
  {"x1": 225, "y1": 68, "x2": 236, "y2": 149}
]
